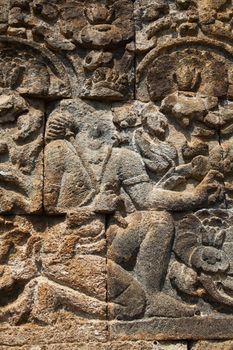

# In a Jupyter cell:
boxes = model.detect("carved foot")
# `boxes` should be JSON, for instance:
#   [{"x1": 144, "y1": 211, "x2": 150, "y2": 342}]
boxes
[{"x1": 145, "y1": 292, "x2": 198, "y2": 318}]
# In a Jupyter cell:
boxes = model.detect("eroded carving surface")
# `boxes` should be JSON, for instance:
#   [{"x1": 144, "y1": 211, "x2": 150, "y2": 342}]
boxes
[
  {"x1": 1, "y1": 0, "x2": 233, "y2": 346},
  {"x1": 0, "y1": 39, "x2": 70, "y2": 214},
  {"x1": 0, "y1": 0, "x2": 134, "y2": 101},
  {"x1": 0, "y1": 213, "x2": 107, "y2": 325}
]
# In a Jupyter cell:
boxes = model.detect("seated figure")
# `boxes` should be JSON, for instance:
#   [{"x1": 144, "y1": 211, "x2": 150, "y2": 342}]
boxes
[{"x1": 44, "y1": 103, "x2": 224, "y2": 320}]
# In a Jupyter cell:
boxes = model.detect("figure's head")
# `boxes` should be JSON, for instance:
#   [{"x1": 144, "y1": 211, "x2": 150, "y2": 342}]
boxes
[
  {"x1": 46, "y1": 108, "x2": 120, "y2": 149},
  {"x1": 82, "y1": 117, "x2": 120, "y2": 150},
  {"x1": 45, "y1": 111, "x2": 78, "y2": 143}
]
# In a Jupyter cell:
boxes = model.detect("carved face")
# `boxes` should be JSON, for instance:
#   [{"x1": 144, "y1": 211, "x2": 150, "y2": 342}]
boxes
[{"x1": 78, "y1": 118, "x2": 120, "y2": 150}]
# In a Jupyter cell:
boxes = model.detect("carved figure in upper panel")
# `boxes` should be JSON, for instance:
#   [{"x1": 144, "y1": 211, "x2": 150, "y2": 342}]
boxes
[
  {"x1": 0, "y1": 38, "x2": 70, "y2": 214},
  {"x1": 44, "y1": 99, "x2": 224, "y2": 213},
  {"x1": 0, "y1": 0, "x2": 134, "y2": 101},
  {"x1": 136, "y1": 41, "x2": 233, "y2": 200}
]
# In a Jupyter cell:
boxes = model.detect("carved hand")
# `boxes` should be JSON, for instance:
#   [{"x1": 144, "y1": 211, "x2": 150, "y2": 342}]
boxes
[
  {"x1": 195, "y1": 170, "x2": 225, "y2": 205},
  {"x1": 94, "y1": 191, "x2": 121, "y2": 214}
]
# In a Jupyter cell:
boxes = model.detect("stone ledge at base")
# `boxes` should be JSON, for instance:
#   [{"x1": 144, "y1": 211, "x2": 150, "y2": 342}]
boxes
[
  {"x1": 191, "y1": 341, "x2": 233, "y2": 349},
  {"x1": 3, "y1": 317, "x2": 233, "y2": 346},
  {"x1": 110, "y1": 316, "x2": 233, "y2": 341},
  {"x1": 0, "y1": 341, "x2": 187, "y2": 350},
  {"x1": 0, "y1": 321, "x2": 108, "y2": 347}
]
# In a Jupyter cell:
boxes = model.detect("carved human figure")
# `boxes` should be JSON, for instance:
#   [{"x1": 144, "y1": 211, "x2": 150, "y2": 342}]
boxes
[
  {"x1": 95, "y1": 133, "x2": 223, "y2": 319},
  {"x1": 45, "y1": 103, "x2": 223, "y2": 319}
]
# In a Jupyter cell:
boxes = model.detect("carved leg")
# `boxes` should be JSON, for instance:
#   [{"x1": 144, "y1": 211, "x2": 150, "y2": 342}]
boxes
[
  {"x1": 0, "y1": 279, "x2": 37, "y2": 325},
  {"x1": 31, "y1": 278, "x2": 107, "y2": 324},
  {"x1": 108, "y1": 210, "x2": 197, "y2": 317},
  {"x1": 108, "y1": 211, "x2": 174, "y2": 291},
  {"x1": 107, "y1": 259, "x2": 146, "y2": 320}
]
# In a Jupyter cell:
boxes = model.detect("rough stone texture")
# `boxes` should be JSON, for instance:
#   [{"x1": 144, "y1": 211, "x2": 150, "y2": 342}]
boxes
[
  {"x1": 0, "y1": 90, "x2": 44, "y2": 213},
  {"x1": 0, "y1": 342, "x2": 187, "y2": 350},
  {"x1": 1, "y1": 0, "x2": 233, "y2": 347},
  {"x1": 0, "y1": 0, "x2": 134, "y2": 101},
  {"x1": 0, "y1": 214, "x2": 107, "y2": 326},
  {"x1": 191, "y1": 340, "x2": 233, "y2": 349}
]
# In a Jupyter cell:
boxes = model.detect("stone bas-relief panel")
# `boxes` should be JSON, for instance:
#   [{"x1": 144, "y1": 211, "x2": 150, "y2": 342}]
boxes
[
  {"x1": 3, "y1": 0, "x2": 233, "y2": 346},
  {"x1": 43, "y1": 97, "x2": 233, "y2": 337}
]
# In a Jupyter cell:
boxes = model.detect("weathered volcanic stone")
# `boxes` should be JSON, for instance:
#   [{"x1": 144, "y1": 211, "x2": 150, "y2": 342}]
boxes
[
  {"x1": 1, "y1": 0, "x2": 233, "y2": 347},
  {"x1": 0, "y1": 341, "x2": 187, "y2": 350},
  {"x1": 191, "y1": 340, "x2": 233, "y2": 350}
]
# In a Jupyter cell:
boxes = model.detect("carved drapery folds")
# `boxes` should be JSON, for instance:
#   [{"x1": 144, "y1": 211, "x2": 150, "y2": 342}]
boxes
[{"x1": 2, "y1": 0, "x2": 233, "y2": 346}]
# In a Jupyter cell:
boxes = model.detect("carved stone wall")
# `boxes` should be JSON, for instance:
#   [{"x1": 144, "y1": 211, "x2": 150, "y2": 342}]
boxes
[{"x1": 1, "y1": 0, "x2": 233, "y2": 348}]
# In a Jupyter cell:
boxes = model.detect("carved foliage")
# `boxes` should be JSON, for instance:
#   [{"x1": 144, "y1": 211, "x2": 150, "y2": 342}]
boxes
[
  {"x1": 0, "y1": 0, "x2": 134, "y2": 101},
  {"x1": 171, "y1": 210, "x2": 233, "y2": 313}
]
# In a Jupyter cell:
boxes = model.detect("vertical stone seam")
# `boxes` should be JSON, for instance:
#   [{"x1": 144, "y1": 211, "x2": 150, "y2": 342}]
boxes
[{"x1": 218, "y1": 114, "x2": 228, "y2": 210}]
